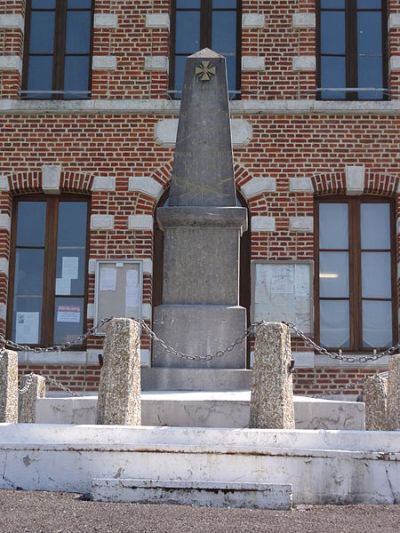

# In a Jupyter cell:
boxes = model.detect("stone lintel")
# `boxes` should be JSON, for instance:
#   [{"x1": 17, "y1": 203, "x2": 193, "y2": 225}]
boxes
[{"x1": 157, "y1": 207, "x2": 248, "y2": 233}]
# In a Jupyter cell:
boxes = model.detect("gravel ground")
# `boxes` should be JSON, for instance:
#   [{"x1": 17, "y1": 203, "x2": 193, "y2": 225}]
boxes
[{"x1": 0, "y1": 491, "x2": 399, "y2": 533}]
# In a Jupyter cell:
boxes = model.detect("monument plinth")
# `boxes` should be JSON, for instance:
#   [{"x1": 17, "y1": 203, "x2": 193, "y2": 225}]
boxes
[{"x1": 153, "y1": 49, "x2": 247, "y2": 368}]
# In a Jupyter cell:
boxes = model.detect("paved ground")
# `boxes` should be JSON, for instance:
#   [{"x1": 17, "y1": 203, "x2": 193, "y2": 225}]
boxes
[{"x1": 0, "y1": 491, "x2": 399, "y2": 532}]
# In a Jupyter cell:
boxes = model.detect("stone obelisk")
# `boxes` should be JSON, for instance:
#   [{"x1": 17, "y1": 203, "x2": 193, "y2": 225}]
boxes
[{"x1": 152, "y1": 49, "x2": 247, "y2": 368}]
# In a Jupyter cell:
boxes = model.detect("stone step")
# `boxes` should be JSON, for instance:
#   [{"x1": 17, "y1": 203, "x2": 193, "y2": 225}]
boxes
[{"x1": 90, "y1": 478, "x2": 293, "y2": 510}]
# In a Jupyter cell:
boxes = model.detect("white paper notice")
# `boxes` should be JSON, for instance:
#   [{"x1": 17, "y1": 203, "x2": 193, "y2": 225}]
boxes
[
  {"x1": 126, "y1": 269, "x2": 139, "y2": 287},
  {"x1": 62, "y1": 257, "x2": 79, "y2": 280},
  {"x1": 57, "y1": 305, "x2": 81, "y2": 323},
  {"x1": 125, "y1": 269, "x2": 140, "y2": 311},
  {"x1": 56, "y1": 277, "x2": 71, "y2": 296},
  {"x1": 15, "y1": 312, "x2": 39, "y2": 344},
  {"x1": 100, "y1": 268, "x2": 117, "y2": 291}
]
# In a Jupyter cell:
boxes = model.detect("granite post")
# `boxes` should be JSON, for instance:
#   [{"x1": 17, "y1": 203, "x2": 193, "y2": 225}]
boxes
[
  {"x1": 249, "y1": 322, "x2": 295, "y2": 429},
  {"x1": 18, "y1": 374, "x2": 46, "y2": 423},
  {"x1": 0, "y1": 350, "x2": 18, "y2": 423},
  {"x1": 96, "y1": 318, "x2": 141, "y2": 425},
  {"x1": 364, "y1": 374, "x2": 388, "y2": 431},
  {"x1": 387, "y1": 355, "x2": 400, "y2": 431},
  {"x1": 153, "y1": 49, "x2": 247, "y2": 368}
]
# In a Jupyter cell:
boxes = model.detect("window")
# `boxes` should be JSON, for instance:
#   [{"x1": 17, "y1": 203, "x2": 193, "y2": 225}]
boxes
[
  {"x1": 22, "y1": 0, "x2": 93, "y2": 99},
  {"x1": 318, "y1": 0, "x2": 387, "y2": 100},
  {"x1": 316, "y1": 198, "x2": 396, "y2": 351},
  {"x1": 8, "y1": 197, "x2": 89, "y2": 346},
  {"x1": 170, "y1": 0, "x2": 241, "y2": 98}
]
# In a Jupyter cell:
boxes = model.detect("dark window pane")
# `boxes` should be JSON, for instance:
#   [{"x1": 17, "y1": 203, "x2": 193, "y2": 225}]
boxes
[
  {"x1": 12, "y1": 297, "x2": 42, "y2": 344},
  {"x1": 225, "y1": 54, "x2": 237, "y2": 95},
  {"x1": 212, "y1": 12, "x2": 236, "y2": 53},
  {"x1": 213, "y1": 0, "x2": 237, "y2": 8},
  {"x1": 321, "y1": 0, "x2": 345, "y2": 8},
  {"x1": 320, "y1": 300, "x2": 350, "y2": 348},
  {"x1": 16, "y1": 202, "x2": 46, "y2": 247},
  {"x1": 26, "y1": 56, "x2": 53, "y2": 96},
  {"x1": 176, "y1": 0, "x2": 200, "y2": 7},
  {"x1": 32, "y1": 0, "x2": 56, "y2": 8},
  {"x1": 320, "y1": 12, "x2": 345, "y2": 55},
  {"x1": 361, "y1": 203, "x2": 390, "y2": 249},
  {"x1": 358, "y1": 56, "x2": 383, "y2": 99},
  {"x1": 319, "y1": 203, "x2": 348, "y2": 249},
  {"x1": 357, "y1": 0, "x2": 381, "y2": 8},
  {"x1": 64, "y1": 56, "x2": 90, "y2": 97},
  {"x1": 53, "y1": 297, "x2": 84, "y2": 344},
  {"x1": 68, "y1": 0, "x2": 92, "y2": 8},
  {"x1": 362, "y1": 252, "x2": 391, "y2": 298},
  {"x1": 320, "y1": 56, "x2": 346, "y2": 99},
  {"x1": 320, "y1": 252, "x2": 349, "y2": 297},
  {"x1": 362, "y1": 301, "x2": 392, "y2": 348},
  {"x1": 358, "y1": 12, "x2": 382, "y2": 55},
  {"x1": 58, "y1": 202, "x2": 88, "y2": 247},
  {"x1": 66, "y1": 11, "x2": 92, "y2": 54},
  {"x1": 175, "y1": 12, "x2": 200, "y2": 54},
  {"x1": 14, "y1": 249, "x2": 44, "y2": 296},
  {"x1": 29, "y1": 12, "x2": 55, "y2": 54},
  {"x1": 174, "y1": 56, "x2": 187, "y2": 95}
]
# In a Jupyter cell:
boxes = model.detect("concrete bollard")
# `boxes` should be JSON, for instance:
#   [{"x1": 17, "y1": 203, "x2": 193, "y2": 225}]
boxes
[
  {"x1": 364, "y1": 374, "x2": 388, "y2": 431},
  {"x1": 96, "y1": 318, "x2": 141, "y2": 425},
  {"x1": 18, "y1": 374, "x2": 46, "y2": 423},
  {"x1": 0, "y1": 350, "x2": 18, "y2": 423},
  {"x1": 387, "y1": 355, "x2": 400, "y2": 431},
  {"x1": 249, "y1": 322, "x2": 295, "y2": 429}
]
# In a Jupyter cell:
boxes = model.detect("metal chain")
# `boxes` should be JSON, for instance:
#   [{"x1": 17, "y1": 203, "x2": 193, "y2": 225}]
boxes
[
  {"x1": 18, "y1": 372, "x2": 34, "y2": 395},
  {"x1": 43, "y1": 375, "x2": 81, "y2": 397},
  {"x1": 284, "y1": 321, "x2": 400, "y2": 363}
]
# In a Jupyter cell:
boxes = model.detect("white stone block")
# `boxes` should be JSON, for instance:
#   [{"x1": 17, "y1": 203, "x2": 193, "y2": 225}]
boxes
[
  {"x1": 144, "y1": 56, "x2": 169, "y2": 72},
  {"x1": 389, "y1": 56, "x2": 400, "y2": 72},
  {"x1": 142, "y1": 304, "x2": 152, "y2": 321},
  {"x1": 88, "y1": 259, "x2": 96, "y2": 274},
  {"x1": 345, "y1": 165, "x2": 365, "y2": 195},
  {"x1": 0, "y1": 15, "x2": 24, "y2": 31},
  {"x1": 293, "y1": 352, "x2": 315, "y2": 369},
  {"x1": 0, "y1": 303, "x2": 6, "y2": 321},
  {"x1": 289, "y1": 177, "x2": 313, "y2": 192},
  {"x1": 241, "y1": 56, "x2": 265, "y2": 72},
  {"x1": 0, "y1": 213, "x2": 11, "y2": 232},
  {"x1": 292, "y1": 56, "x2": 316, "y2": 72},
  {"x1": 42, "y1": 165, "x2": 61, "y2": 194},
  {"x1": 0, "y1": 176, "x2": 9, "y2": 191},
  {"x1": 0, "y1": 56, "x2": 22, "y2": 74},
  {"x1": 142, "y1": 258, "x2": 153, "y2": 275},
  {"x1": 289, "y1": 216, "x2": 313, "y2": 233},
  {"x1": 388, "y1": 14, "x2": 400, "y2": 30},
  {"x1": 140, "y1": 349, "x2": 151, "y2": 367},
  {"x1": 145, "y1": 13, "x2": 170, "y2": 29},
  {"x1": 241, "y1": 177, "x2": 276, "y2": 199},
  {"x1": 128, "y1": 215, "x2": 153, "y2": 231},
  {"x1": 0, "y1": 258, "x2": 9, "y2": 276},
  {"x1": 93, "y1": 14, "x2": 118, "y2": 29},
  {"x1": 92, "y1": 56, "x2": 117, "y2": 70},
  {"x1": 292, "y1": 13, "x2": 316, "y2": 29},
  {"x1": 155, "y1": 119, "x2": 253, "y2": 147},
  {"x1": 242, "y1": 14, "x2": 265, "y2": 29},
  {"x1": 92, "y1": 176, "x2": 116, "y2": 192},
  {"x1": 128, "y1": 177, "x2": 164, "y2": 200},
  {"x1": 87, "y1": 303, "x2": 95, "y2": 320},
  {"x1": 90, "y1": 215, "x2": 114, "y2": 231},
  {"x1": 251, "y1": 216, "x2": 276, "y2": 232}
]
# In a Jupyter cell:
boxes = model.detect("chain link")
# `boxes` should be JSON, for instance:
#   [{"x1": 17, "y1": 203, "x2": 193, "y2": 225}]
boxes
[{"x1": 18, "y1": 372, "x2": 34, "y2": 395}]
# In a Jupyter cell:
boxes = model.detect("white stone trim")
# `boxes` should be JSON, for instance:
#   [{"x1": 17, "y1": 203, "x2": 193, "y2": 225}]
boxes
[
  {"x1": 128, "y1": 215, "x2": 153, "y2": 231},
  {"x1": 93, "y1": 14, "x2": 118, "y2": 29},
  {"x1": 92, "y1": 56, "x2": 117, "y2": 70},
  {"x1": 142, "y1": 258, "x2": 153, "y2": 275},
  {"x1": 92, "y1": 176, "x2": 116, "y2": 192},
  {"x1": 42, "y1": 165, "x2": 61, "y2": 194},
  {"x1": 140, "y1": 349, "x2": 151, "y2": 367},
  {"x1": 0, "y1": 258, "x2": 9, "y2": 276},
  {"x1": 389, "y1": 56, "x2": 400, "y2": 72},
  {"x1": 241, "y1": 56, "x2": 265, "y2": 72},
  {"x1": 0, "y1": 213, "x2": 11, "y2": 232},
  {"x1": 293, "y1": 352, "x2": 315, "y2": 369},
  {"x1": 87, "y1": 303, "x2": 95, "y2": 320},
  {"x1": 230, "y1": 119, "x2": 253, "y2": 146},
  {"x1": 345, "y1": 165, "x2": 365, "y2": 195},
  {"x1": 292, "y1": 56, "x2": 316, "y2": 72},
  {"x1": 0, "y1": 14, "x2": 24, "y2": 31},
  {"x1": 289, "y1": 216, "x2": 314, "y2": 233},
  {"x1": 128, "y1": 177, "x2": 164, "y2": 200},
  {"x1": 251, "y1": 216, "x2": 276, "y2": 232},
  {"x1": 141, "y1": 303, "x2": 152, "y2": 321},
  {"x1": 145, "y1": 13, "x2": 170, "y2": 30},
  {"x1": 88, "y1": 259, "x2": 96, "y2": 274},
  {"x1": 242, "y1": 14, "x2": 265, "y2": 29},
  {"x1": 292, "y1": 13, "x2": 316, "y2": 29},
  {"x1": 0, "y1": 303, "x2": 6, "y2": 321},
  {"x1": 0, "y1": 56, "x2": 22, "y2": 74},
  {"x1": 240, "y1": 177, "x2": 276, "y2": 199},
  {"x1": 388, "y1": 14, "x2": 400, "y2": 30},
  {"x1": 289, "y1": 177, "x2": 313, "y2": 193},
  {"x1": 0, "y1": 176, "x2": 10, "y2": 191},
  {"x1": 90, "y1": 215, "x2": 114, "y2": 231},
  {"x1": 144, "y1": 56, "x2": 169, "y2": 72}
]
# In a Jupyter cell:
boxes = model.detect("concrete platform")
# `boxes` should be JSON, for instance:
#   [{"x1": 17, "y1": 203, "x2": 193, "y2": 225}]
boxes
[
  {"x1": 35, "y1": 392, "x2": 365, "y2": 430},
  {"x1": 141, "y1": 368, "x2": 252, "y2": 391}
]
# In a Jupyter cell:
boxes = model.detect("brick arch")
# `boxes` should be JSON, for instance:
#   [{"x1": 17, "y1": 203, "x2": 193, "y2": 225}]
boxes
[
  {"x1": 312, "y1": 170, "x2": 399, "y2": 197},
  {"x1": 364, "y1": 171, "x2": 399, "y2": 196},
  {"x1": 311, "y1": 171, "x2": 346, "y2": 196},
  {"x1": 9, "y1": 170, "x2": 93, "y2": 195}
]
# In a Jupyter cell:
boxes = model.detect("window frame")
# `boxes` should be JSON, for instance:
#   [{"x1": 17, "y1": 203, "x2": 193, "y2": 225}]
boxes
[
  {"x1": 317, "y1": 0, "x2": 388, "y2": 101},
  {"x1": 22, "y1": 0, "x2": 95, "y2": 100},
  {"x1": 315, "y1": 196, "x2": 397, "y2": 351},
  {"x1": 169, "y1": 0, "x2": 242, "y2": 99},
  {"x1": 7, "y1": 194, "x2": 90, "y2": 348}
]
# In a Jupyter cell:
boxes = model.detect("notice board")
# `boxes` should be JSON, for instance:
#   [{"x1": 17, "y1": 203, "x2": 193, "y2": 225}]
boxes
[
  {"x1": 94, "y1": 260, "x2": 143, "y2": 334},
  {"x1": 252, "y1": 261, "x2": 313, "y2": 334}
]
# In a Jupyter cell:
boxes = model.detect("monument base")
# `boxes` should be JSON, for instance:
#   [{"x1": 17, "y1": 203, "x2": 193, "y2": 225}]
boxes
[{"x1": 152, "y1": 304, "x2": 247, "y2": 368}]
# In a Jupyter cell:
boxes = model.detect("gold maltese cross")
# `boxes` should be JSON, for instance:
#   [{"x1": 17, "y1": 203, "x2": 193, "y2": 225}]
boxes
[{"x1": 195, "y1": 61, "x2": 216, "y2": 81}]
